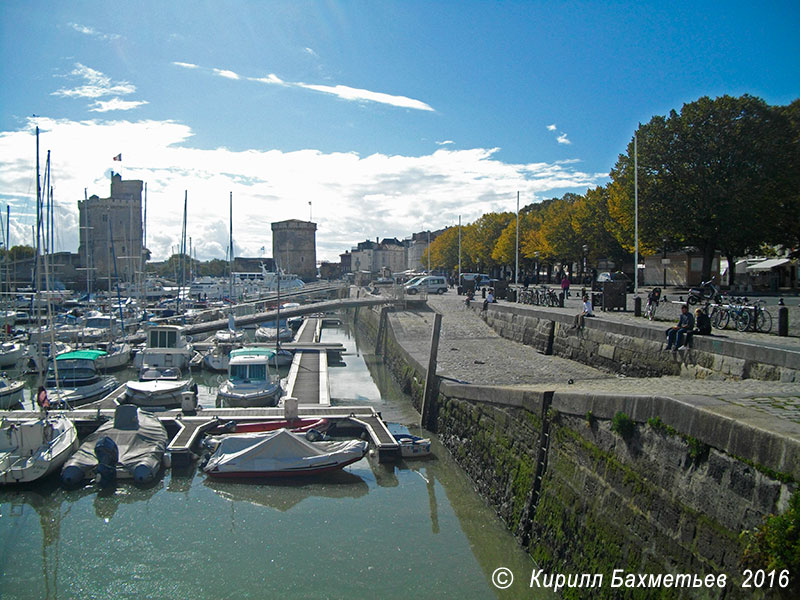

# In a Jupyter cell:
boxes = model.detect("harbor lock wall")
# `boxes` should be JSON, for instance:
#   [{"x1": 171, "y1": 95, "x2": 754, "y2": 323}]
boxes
[
  {"x1": 352, "y1": 302, "x2": 798, "y2": 599},
  {"x1": 481, "y1": 303, "x2": 800, "y2": 382}
]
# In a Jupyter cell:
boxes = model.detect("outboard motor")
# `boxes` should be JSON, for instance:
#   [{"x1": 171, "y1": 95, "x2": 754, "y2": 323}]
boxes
[{"x1": 95, "y1": 436, "x2": 119, "y2": 488}]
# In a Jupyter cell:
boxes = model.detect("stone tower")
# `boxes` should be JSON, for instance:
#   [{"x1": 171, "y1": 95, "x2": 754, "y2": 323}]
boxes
[
  {"x1": 78, "y1": 172, "x2": 143, "y2": 291},
  {"x1": 271, "y1": 219, "x2": 317, "y2": 282}
]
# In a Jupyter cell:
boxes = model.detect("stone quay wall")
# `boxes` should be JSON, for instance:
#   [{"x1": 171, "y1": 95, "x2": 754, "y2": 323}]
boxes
[
  {"x1": 352, "y1": 302, "x2": 798, "y2": 599},
  {"x1": 482, "y1": 303, "x2": 800, "y2": 382}
]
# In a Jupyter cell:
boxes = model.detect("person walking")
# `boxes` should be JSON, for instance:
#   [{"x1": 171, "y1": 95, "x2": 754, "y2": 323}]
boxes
[{"x1": 560, "y1": 274, "x2": 571, "y2": 299}]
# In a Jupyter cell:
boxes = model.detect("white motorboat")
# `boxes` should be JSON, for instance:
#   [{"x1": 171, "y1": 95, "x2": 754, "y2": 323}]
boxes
[
  {"x1": 94, "y1": 340, "x2": 132, "y2": 371},
  {"x1": 0, "y1": 375, "x2": 25, "y2": 409},
  {"x1": 124, "y1": 367, "x2": 196, "y2": 409},
  {"x1": 203, "y1": 428, "x2": 368, "y2": 478},
  {"x1": 254, "y1": 324, "x2": 293, "y2": 343},
  {"x1": 45, "y1": 350, "x2": 119, "y2": 408},
  {"x1": 0, "y1": 340, "x2": 26, "y2": 368},
  {"x1": 214, "y1": 328, "x2": 245, "y2": 344},
  {"x1": 216, "y1": 347, "x2": 282, "y2": 407},
  {"x1": 25, "y1": 340, "x2": 73, "y2": 373},
  {"x1": 1, "y1": 415, "x2": 79, "y2": 484},
  {"x1": 394, "y1": 433, "x2": 432, "y2": 458},
  {"x1": 133, "y1": 325, "x2": 193, "y2": 371}
]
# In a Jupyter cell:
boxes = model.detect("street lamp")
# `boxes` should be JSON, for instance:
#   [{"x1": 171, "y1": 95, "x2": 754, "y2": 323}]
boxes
[
  {"x1": 582, "y1": 244, "x2": 588, "y2": 284},
  {"x1": 427, "y1": 230, "x2": 431, "y2": 273},
  {"x1": 662, "y1": 238, "x2": 668, "y2": 288},
  {"x1": 534, "y1": 251, "x2": 540, "y2": 284}
]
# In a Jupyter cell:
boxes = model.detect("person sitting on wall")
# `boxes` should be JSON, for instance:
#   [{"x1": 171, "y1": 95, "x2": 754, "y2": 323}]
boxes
[
  {"x1": 694, "y1": 308, "x2": 712, "y2": 336},
  {"x1": 665, "y1": 304, "x2": 695, "y2": 351},
  {"x1": 574, "y1": 294, "x2": 594, "y2": 328},
  {"x1": 465, "y1": 289, "x2": 474, "y2": 307},
  {"x1": 482, "y1": 288, "x2": 496, "y2": 312}
]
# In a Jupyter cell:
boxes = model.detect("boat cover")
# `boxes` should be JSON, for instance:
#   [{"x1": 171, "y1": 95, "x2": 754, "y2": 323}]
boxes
[
  {"x1": 61, "y1": 405, "x2": 167, "y2": 484},
  {"x1": 204, "y1": 428, "x2": 367, "y2": 476}
]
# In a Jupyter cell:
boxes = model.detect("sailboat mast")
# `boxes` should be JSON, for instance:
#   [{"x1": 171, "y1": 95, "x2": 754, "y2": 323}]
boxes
[{"x1": 229, "y1": 191, "x2": 233, "y2": 301}]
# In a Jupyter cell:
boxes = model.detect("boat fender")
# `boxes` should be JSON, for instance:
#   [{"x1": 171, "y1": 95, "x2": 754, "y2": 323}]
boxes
[
  {"x1": 61, "y1": 465, "x2": 85, "y2": 486},
  {"x1": 305, "y1": 429, "x2": 323, "y2": 442},
  {"x1": 133, "y1": 463, "x2": 156, "y2": 484},
  {"x1": 95, "y1": 436, "x2": 119, "y2": 488}
]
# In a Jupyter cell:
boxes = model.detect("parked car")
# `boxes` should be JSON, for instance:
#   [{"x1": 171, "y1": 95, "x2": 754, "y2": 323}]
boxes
[
  {"x1": 405, "y1": 276, "x2": 448, "y2": 295},
  {"x1": 594, "y1": 271, "x2": 634, "y2": 292},
  {"x1": 459, "y1": 273, "x2": 492, "y2": 288}
]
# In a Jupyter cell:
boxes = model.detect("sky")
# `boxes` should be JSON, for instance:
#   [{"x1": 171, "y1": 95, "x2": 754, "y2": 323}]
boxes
[{"x1": 1, "y1": 1, "x2": 798, "y2": 264}]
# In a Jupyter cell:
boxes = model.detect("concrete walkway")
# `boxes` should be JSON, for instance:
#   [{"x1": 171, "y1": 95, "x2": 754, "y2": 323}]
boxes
[{"x1": 385, "y1": 291, "x2": 800, "y2": 425}]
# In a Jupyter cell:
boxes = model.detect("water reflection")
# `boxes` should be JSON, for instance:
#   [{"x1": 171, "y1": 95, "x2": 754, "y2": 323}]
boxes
[{"x1": 203, "y1": 468, "x2": 369, "y2": 512}]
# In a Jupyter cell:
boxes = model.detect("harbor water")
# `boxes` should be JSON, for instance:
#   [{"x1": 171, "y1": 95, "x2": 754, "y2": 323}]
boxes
[{"x1": 0, "y1": 318, "x2": 547, "y2": 599}]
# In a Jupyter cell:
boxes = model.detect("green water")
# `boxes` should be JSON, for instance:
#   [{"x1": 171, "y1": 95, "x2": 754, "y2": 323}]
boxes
[{"x1": 0, "y1": 321, "x2": 547, "y2": 599}]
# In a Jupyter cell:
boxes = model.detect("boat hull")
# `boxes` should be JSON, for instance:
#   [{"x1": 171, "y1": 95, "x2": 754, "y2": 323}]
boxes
[
  {"x1": 206, "y1": 454, "x2": 364, "y2": 478},
  {"x1": 1, "y1": 416, "x2": 79, "y2": 484}
]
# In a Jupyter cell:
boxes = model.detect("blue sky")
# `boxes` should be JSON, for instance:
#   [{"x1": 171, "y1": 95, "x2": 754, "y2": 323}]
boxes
[{"x1": 1, "y1": 1, "x2": 797, "y2": 262}]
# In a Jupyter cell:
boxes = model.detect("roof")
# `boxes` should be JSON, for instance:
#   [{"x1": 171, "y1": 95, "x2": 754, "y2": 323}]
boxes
[
  {"x1": 746, "y1": 258, "x2": 791, "y2": 271},
  {"x1": 55, "y1": 349, "x2": 108, "y2": 361}
]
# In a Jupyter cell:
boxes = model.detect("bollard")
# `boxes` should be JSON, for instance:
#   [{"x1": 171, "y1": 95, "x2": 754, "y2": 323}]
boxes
[
  {"x1": 634, "y1": 296, "x2": 642, "y2": 317},
  {"x1": 778, "y1": 306, "x2": 789, "y2": 337},
  {"x1": 559, "y1": 292, "x2": 565, "y2": 308},
  {"x1": 482, "y1": 288, "x2": 486, "y2": 299}
]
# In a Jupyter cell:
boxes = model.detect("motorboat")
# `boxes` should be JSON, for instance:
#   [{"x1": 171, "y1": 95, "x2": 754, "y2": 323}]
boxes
[
  {"x1": 25, "y1": 340, "x2": 73, "y2": 373},
  {"x1": 0, "y1": 375, "x2": 25, "y2": 409},
  {"x1": 216, "y1": 347, "x2": 282, "y2": 408},
  {"x1": 214, "y1": 328, "x2": 245, "y2": 344},
  {"x1": 93, "y1": 340, "x2": 132, "y2": 371},
  {"x1": 203, "y1": 428, "x2": 368, "y2": 478},
  {"x1": 133, "y1": 325, "x2": 193, "y2": 371},
  {"x1": 45, "y1": 350, "x2": 118, "y2": 408},
  {"x1": 394, "y1": 433, "x2": 432, "y2": 458},
  {"x1": 1, "y1": 415, "x2": 79, "y2": 484},
  {"x1": 0, "y1": 340, "x2": 26, "y2": 368},
  {"x1": 254, "y1": 323, "x2": 293, "y2": 343},
  {"x1": 210, "y1": 417, "x2": 330, "y2": 435},
  {"x1": 124, "y1": 367, "x2": 196, "y2": 410},
  {"x1": 201, "y1": 341, "x2": 240, "y2": 372},
  {"x1": 61, "y1": 405, "x2": 167, "y2": 486}
]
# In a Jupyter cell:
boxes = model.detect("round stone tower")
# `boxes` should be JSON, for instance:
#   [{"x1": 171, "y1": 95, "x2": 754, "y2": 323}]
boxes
[{"x1": 271, "y1": 220, "x2": 317, "y2": 281}]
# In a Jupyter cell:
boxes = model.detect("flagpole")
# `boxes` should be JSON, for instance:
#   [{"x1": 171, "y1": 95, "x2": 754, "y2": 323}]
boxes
[
  {"x1": 515, "y1": 191, "x2": 519, "y2": 284},
  {"x1": 634, "y1": 132, "x2": 639, "y2": 296}
]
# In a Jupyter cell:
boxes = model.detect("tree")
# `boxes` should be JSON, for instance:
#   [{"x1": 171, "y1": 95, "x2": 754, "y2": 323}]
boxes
[
  {"x1": 426, "y1": 226, "x2": 461, "y2": 273},
  {"x1": 461, "y1": 212, "x2": 514, "y2": 273},
  {"x1": 571, "y1": 186, "x2": 629, "y2": 268},
  {"x1": 608, "y1": 94, "x2": 795, "y2": 282}
]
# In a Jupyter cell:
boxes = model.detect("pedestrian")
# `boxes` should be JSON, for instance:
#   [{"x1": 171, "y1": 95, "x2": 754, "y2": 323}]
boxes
[
  {"x1": 36, "y1": 385, "x2": 50, "y2": 411},
  {"x1": 561, "y1": 274, "x2": 571, "y2": 298},
  {"x1": 665, "y1": 304, "x2": 695, "y2": 351}
]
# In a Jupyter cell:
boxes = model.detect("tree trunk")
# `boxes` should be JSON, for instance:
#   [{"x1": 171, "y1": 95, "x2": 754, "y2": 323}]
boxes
[{"x1": 701, "y1": 242, "x2": 716, "y2": 282}]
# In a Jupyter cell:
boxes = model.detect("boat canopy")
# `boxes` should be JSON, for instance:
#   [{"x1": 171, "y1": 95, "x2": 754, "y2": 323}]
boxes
[
  {"x1": 230, "y1": 347, "x2": 276, "y2": 359},
  {"x1": 55, "y1": 350, "x2": 108, "y2": 361}
]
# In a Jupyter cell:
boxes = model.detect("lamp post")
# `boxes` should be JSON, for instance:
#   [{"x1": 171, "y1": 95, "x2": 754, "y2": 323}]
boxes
[
  {"x1": 662, "y1": 238, "x2": 668, "y2": 288},
  {"x1": 582, "y1": 245, "x2": 588, "y2": 284},
  {"x1": 534, "y1": 251, "x2": 540, "y2": 284},
  {"x1": 427, "y1": 230, "x2": 431, "y2": 273}
]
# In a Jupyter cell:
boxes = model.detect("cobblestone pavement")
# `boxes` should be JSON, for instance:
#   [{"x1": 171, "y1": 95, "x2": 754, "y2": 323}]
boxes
[{"x1": 385, "y1": 291, "x2": 800, "y2": 425}]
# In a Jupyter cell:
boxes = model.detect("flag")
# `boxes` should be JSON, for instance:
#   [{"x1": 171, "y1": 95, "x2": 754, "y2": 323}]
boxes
[{"x1": 113, "y1": 153, "x2": 122, "y2": 161}]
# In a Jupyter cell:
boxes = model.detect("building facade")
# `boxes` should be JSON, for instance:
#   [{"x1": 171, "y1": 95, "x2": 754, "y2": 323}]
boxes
[
  {"x1": 271, "y1": 219, "x2": 317, "y2": 281},
  {"x1": 78, "y1": 173, "x2": 143, "y2": 291}
]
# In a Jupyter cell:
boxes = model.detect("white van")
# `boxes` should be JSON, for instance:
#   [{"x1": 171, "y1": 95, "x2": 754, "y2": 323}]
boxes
[{"x1": 404, "y1": 276, "x2": 448, "y2": 295}]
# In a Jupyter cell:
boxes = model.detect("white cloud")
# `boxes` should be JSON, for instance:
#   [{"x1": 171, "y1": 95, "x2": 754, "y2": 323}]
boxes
[
  {"x1": 213, "y1": 69, "x2": 241, "y2": 80},
  {"x1": 304, "y1": 47, "x2": 318, "y2": 57},
  {"x1": 547, "y1": 124, "x2": 557, "y2": 131},
  {"x1": 173, "y1": 61, "x2": 199, "y2": 69},
  {"x1": 0, "y1": 118, "x2": 603, "y2": 262},
  {"x1": 52, "y1": 63, "x2": 136, "y2": 99},
  {"x1": 90, "y1": 98, "x2": 149, "y2": 112},
  {"x1": 296, "y1": 83, "x2": 434, "y2": 111},
  {"x1": 557, "y1": 133, "x2": 571, "y2": 145},
  {"x1": 68, "y1": 23, "x2": 120, "y2": 41},
  {"x1": 436, "y1": 140, "x2": 454, "y2": 146},
  {"x1": 175, "y1": 61, "x2": 434, "y2": 112}
]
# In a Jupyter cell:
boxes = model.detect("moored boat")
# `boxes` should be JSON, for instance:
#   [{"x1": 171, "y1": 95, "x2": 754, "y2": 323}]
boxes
[
  {"x1": 0, "y1": 340, "x2": 26, "y2": 368},
  {"x1": 124, "y1": 367, "x2": 196, "y2": 410},
  {"x1": 45, "y1": 350, "x2": 118, "y2": 408},
  {"x1": 393, "y1": 433, "x2": 432, "y2": 458},
  {"x1": 203, "y1": 428, "x2": 368, "y2": 478},
  {"x1": 1, "y1": 415, "x2": 79, "y2": 484},
  {"x1": 61, "y1": 405, "x2": 167, "y2": 486},
  {"x1": 0, "y1": 375, "x2": 25, "y2": 409},
  {"x1": 216, "y1": 347, "x2": 282, "y2": 408}
]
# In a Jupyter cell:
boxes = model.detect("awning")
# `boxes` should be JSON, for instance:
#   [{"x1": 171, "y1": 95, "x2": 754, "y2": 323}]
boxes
[{"x1": 746, "y1": 258, "x2": 791, "y2": 271}]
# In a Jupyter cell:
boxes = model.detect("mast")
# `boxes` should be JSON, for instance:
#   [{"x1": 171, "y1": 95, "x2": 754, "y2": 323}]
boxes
[{"x1": 229, "y1": 191, "x2": 234, "y2": 301}]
